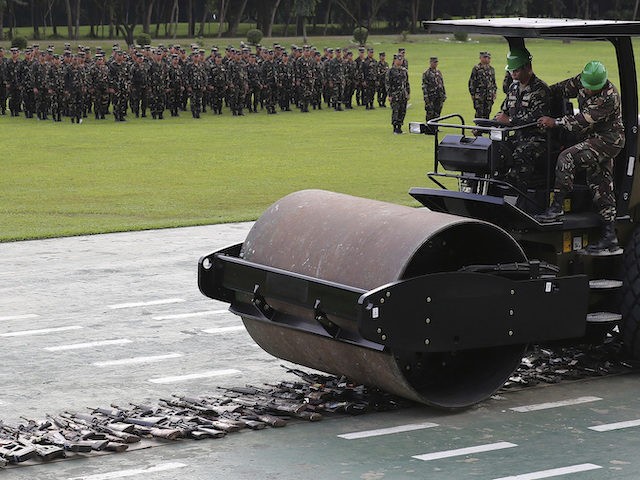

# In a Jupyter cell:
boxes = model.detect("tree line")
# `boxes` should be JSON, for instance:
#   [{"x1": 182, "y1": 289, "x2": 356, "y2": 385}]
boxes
[{"x1": 1, "y1": 0, "x2": 639, "y2": 45}]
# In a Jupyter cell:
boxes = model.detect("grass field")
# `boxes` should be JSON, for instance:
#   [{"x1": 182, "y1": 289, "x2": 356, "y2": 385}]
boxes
[{"x1": 0, "y1": 34, "x2": 630, "y2": 241}]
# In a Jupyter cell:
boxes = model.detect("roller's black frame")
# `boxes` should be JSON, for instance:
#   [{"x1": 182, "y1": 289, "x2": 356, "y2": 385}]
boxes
[{"x1": 198, "y1": 19, "x2": 640, "y2": 405}]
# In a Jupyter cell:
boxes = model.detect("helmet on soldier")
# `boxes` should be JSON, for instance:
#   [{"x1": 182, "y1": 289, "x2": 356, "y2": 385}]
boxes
[
  {"x1": 580, "y1": 61, "x2": 607, "y2": 90},
  {"x1": 505, "y1": 48, "x2": 532, "y2": 72}
]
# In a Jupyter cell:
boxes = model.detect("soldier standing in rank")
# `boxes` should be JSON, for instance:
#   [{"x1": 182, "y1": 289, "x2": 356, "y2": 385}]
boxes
[
  {"x1": 21, "y1": 48, "x2": 36, "y2": 118},
  {"x1": 327, "y1": 48, "x2": 344, "y2": 111},
  {"x1": 260, "y1": 49, "x2": 277, "y2": 114},
  {"x1": 32, "y1": 51, "x2": 50, "y2": 120},
  {"x1": 343, "y1": 50, "x2": 356, "y2": 109},
  {"x1": 376, "y1": 51, "x2": 388, "y2": 107},
  {"x1": 6, "y1": 47, "x2": 22, "y2": 116},
  {"x1": 148, "y1": 48, "x2": 169, "y2": 119},
  {"x1": 108, "y1": 50, "x2": 131, "y2": 122},
  {"x1": 63, "y1": 52, "x2": 84, "y2": 123},
  {"x1": 187, "y1": 49, "x2": 207, "y2": 118},
  {"x1": 0, "y1": 47, "x2": 7, "y2": 115},
  {"x1": 468, "y1": 51, "x2": 497, "y2": 119},
  {"x1": 129, "y1": 52, "x2": 149, "y2": 118},
  {"x1": 246, "y1": 53, "x2": 262, "y2": 113},
  {"x1": 312, "y1": 51, "x2": 323, "y2": 110},
  {"x1": 89, "y1": 54, "x2": 109, "y2": 120},
  {"x1": 386, "y1": 54, "x2": 410, "y2": 134},
  {"x1": 208, "y1": 54, "x2": 226, "y2": 115},
  {"x1": 276, "y1": 51, "x2": 292, "y2": 111},
  {"x1": 361, "y1": 47, "x2": 377, "y2": 110},
  {"x1": 167, "y1": 53, "x2": 185, "y2": 116},
  {"x1": 296, "y1": 46, "x2": 315, "y2": 113},
  {"x1": 422, "y1": 56, "x2": 446, "y2": 121},
  {"x1": 354, "y1": 46, "x2": 365, "y2": 106},
  {"x1": 47, "y1": 54, "x2": 64, "y2": 122}
]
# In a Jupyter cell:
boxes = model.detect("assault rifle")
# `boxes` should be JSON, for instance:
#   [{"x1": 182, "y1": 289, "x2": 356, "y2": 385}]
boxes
[{"x1": 0, "y1": 421, "x2": 65, "y2": 461}]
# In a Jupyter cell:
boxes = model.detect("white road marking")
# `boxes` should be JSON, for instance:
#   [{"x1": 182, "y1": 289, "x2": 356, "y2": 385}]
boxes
[
  {"x1": 492, "y1": 463, "x2": 602, "y2": 479},
  {"x1": 589, "y1": 419, "x2": 640, "y2": 432},
  {"x1": 45, "y1": 339, "x2": 133, "y2": 352},
  {"x1": 0, "y1": 314, "x2": 40, "y2": 322},
  {"x1": 203, "y1": 326, "x2": 246, "y2": 334},
  {"x1": 338, "y1": 422, "x2": 439, "y2": 439},
  {"x1": 152, "y1": 310, "x2": 228, "y2": 320},
  {"x1": 94, "y1": 353, "x2": 183, "y2": 367},
  {"x1": 510, "y1": 396, "x2": 602, "y2": 412},
  {"x1": 149, "y1": 369, "x2": 241, "y2": 384},
  {"x1": 107, "y1": 298, "x2": 185, "y2": 309},
  {"x1": 412, "y1": 441, "x2": 517, "y2": 461},
  {"x1": 67, "y1": 461, "x2": 187, "y2": 480},
  {"x1": 0, "y1": 325, "x2": 83, "y2": 337}
]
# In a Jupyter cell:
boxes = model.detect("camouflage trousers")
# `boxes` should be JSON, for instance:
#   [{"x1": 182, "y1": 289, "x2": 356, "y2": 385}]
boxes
[
  {"x1": 0, "y1": 84, "x2": 6, "y2": 113},
  {"x1": 331, "y1": 82, "x2": 344, "y2": 107},
  {"x1": 503, "y1": 138, "x2": 547, "y2": 193},
  {"x1": 554, "y1": 138, "x2": 621, "y2": 222},
  {"x1": 391, "y1": 96, "x2": 407, "y2": 126},
  {"x1": 149, "y1": 89, "x2": 165, "y2": 116},
  {"x1": 376, "y1": 84, "x2": 387, "y2": 106},
  {"x1": 425, "y1": 99, "x2": 444, "y2": 121},
  {"x1": 473, "y1": 98, "x2": 494, "y2": 119}
]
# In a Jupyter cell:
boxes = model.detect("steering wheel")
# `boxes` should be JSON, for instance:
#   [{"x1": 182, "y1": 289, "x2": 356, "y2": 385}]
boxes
[{"x1": 473, "y1": 118, "x2": 506, "y2": 128}]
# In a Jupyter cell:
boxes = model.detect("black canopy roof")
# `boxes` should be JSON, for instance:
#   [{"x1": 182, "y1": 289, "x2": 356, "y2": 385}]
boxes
[{"x1": 422, "y1": 18, "x2": 640, "y2": 38}]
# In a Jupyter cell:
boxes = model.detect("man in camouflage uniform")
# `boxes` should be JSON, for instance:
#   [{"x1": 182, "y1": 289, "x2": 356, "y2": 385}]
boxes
[
  {"x1": 20, "y1": 48, "x2": 36, "y2": 118},
  {"x1": 167, "y1": 53, "x2": 185, "y2": 116},
  {"x1": 275, "y1": 51, "x2": 292, "y2": 111},
  {"x1": 376, "y1": 51, "x2": 388, "y2": 107},
  {"x1": 260, "y1": 49, "x2": 277, "y2": 114},
  {"x1": 343, "y1": 50, "x2": 356, "y2": 109},
  {"x1": 295, "y1": 46, "x2": 315, "y2": 112},
  {"x1": 386, "y1": 54, "x2": 410, "y2": 134},
  {"x1": 494, "y1": 47, "x2": 550, "y2": 194},
  {"x1": 327, "y1": 48, "x2": 344, "y2": 111},
  {"x1": 46, "y1": 54, "x2": 64, "y2": 121},
  {"x1": 32, "y1": 51, "x2": 50, "y2": 120},
  {"x1": 0, "y1": 48, "x2": 6, "y2": 115},
  {"x1": 361, "y1": 47, "x2": 377, "y2": 110},
  {"x1": 246, "y1": 53, "x2": 262, "y2": 113},
  {"x1": 148, "y1": 48, "x2": 169, "y2": 119},
  {"x1": 354, "y1": 47, "x2": 365, "y2": 106},
  {"x1": 312, "y1": 51, "x2": 323, "y2": 110},
  {"x1": 468, "y1": 51, "x2": 497, "y2": 119},
  {"x1": 5, "y1": 47, "x2": 22, "y2": 116},
  {"x1": 186, "y1": 49, "x2": 207, "y2": 118},
  {"x1": 63, "y1": 52, "x2": 84, "y2": 123},
  {"x1": 129, "y1": 52, "x2": 149, "y2": 118},
  {"x1": 89, "y1": 53, "x2": 109, "y2": 119},
  {"x1": 422, "y1": 56, "x2": 446, "y2": 121},
  {"x1": 207, "y1": 54, "x2": 225, "y2": 115},
  {"x1": 108, "y1": 50, "x2": 130, "y2": 122},
  {"x1": 536, "y1": 61, "x2": 625, "y2": 254}
]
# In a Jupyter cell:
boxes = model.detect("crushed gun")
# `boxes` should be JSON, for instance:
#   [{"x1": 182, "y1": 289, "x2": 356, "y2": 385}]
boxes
[{"x1": 0, "y1": 420, "x2": 65, "y2": 461}]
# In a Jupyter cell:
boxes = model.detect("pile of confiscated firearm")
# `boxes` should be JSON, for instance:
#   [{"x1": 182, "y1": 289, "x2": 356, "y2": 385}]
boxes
[{"x1": 0, "y1": 367, "x2": 405, "y2": 467}]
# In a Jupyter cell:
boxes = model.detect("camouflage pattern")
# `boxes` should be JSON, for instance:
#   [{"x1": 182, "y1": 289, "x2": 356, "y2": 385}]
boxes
[
  {"x1": 0, "y1": 52, "x2": 6, "y2": 114},
  {"x1": 422, "y1": 66, "x2": 446, "y2": 121},
  {"x1": 375, "y1": 57, "x2": 388, "y2": 107},
  {"x1": 261, "y1": 56, "x2": 278, "y2": 114},
  {"x1": 148, "y1": 57, "x2": 169, "y2": 118},
  {"x1": 20, "y1": 55, "x2": 35, "y2": 118},
  {"x1": 108, "y1": 56, "x2": 131, "y2": 121},
  {"x1": 295, "y1": 51, "x2": 315, "y2": 112},
  {"x1": 326, "y1": 52, "x2": 344, "y2": 110},
  {"x1": 186, "y1": 57, "x2": 207, "y2": 118},
  {"x1": 551, "y1": 75, "x2": 625, "y2": 222},
  {"x1": 167, "y1": 57, "x2": 185, "y2": 116},
  {"x1": 47, "y1": 58, "x2": 64, "y2": 121},
  {"x1": 32, "y1": 56, "x2": 50, "y2": 119},
  {"x1": 129, "y1": 57, "x2": 149, "y2": 117},
  {"x1": 206, "y1": 58, "x2": 225, "y2": 115},
  {"x1": 89, "y1": 58, "x2": 109, "y2": 120},
  {"x1": 63, "y1": 60, "x2": 84, "y2": 122},
  {"x1": 275, "y1": 56, "x2": 293, "y2": 111},
  {"x1": 468, "y1": 62, "x2": 496, "y2": 119},
  {"x1": 343, "y1": 54, "x2": 356, "y2": 109},
  {"x1": 501, "y1": 74, "x2": 551, "y2": 191},
  {"x1": 361, "y1": 53, "x2": 377, "y2": 109},
  {"x1": 246, "y1": 57, "x2": 262, "y2": 113},
  {"x1": 385, "y1": 63, "x2": 410, "y2": 128}
]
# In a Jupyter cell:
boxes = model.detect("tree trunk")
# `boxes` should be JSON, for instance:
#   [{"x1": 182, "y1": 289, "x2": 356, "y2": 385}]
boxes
[
  {"x1": 187, "y1": 0, "x2": 193, "y2": 36},
  {"x1": 198, "y1": 4, "x2": 209, "y2": 37},
  {"x1": 322, "y1": 0, "x2": 331, "y2": 36},
  {"x1": 0, "y1": 8, "x2": 4, "y2": 41},
  {"x1": 410, "y1": 0, "x2": 418, "y2": 33},
  {"x1": 476, "y1": 0, "x2": 483, "y2": 18},
  {"x1": 218, "y1": 0, "x2": 227, "y2": 38},
  {"x1": 228, "y1": 0, "x2": 248, "y2": 37},
  {"x1": 74, "y1": 0, "x2": 81, "y2": 40},
  {"x1": 171, "y1": 0, "x2": 179, "y2": 39},
  {"x1": 65, "y1": 0, "x2": 74, "y2": 39},
  {"x1": 144, "y1": 0, "x2": 155, "y2": 34},
  {"x1": 266, "y1": 0, "x2": 282, "y2": 37},
  {"x1": 430, "y1": 0, "x2": 435, "y2": 21},
  {"x1": 635, "y1": 0, "x2": 639, "y2": 20}
]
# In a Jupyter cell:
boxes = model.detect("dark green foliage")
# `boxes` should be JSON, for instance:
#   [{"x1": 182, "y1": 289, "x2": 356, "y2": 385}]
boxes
[
  {"x1": 247, "y1": 29, "x2": 263, "y2": 45},
  {"x1": 453, "y1": 32, "x2": 468, "y2": 42},
  {"x1": 11, "y1": 36, "x2": 27, "y2": 50},
  {"x1": 135, "y1": 33, "x2": 152, "y2": 47},
  {"x1": 353, "y1": 26, "x2": 368, "y2": 46}
]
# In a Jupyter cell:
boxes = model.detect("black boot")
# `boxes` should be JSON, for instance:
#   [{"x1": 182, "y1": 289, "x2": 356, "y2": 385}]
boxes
[
  {"x1": 585, "y1": 222, "x2": 622, "y2": 255},
  {"x1": 535, "y1": 193, "x2": 565, "y2": 223}
]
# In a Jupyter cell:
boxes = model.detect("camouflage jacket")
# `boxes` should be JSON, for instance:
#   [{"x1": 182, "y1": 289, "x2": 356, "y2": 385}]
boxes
[
  {"x1": 275, "y1": 61, "x2": 292, "y2": 88},
  {"x1": 46, "y1": 64, "x2": 64, "y2": 94},
  {"x1": 5, "y1": 58, "x2": 22, "y2": 87},
  {"x1": 108, "y1": 61, "x2": 130, "y2": 92},
  {"x1": 130, "y1": 61, "x2": 149, "y2": 88},
  {"x1": 326, "y1": 57, "x2": 344, "y2": 83},
  {"x1": 260, "y1": 59, "x2": 277, "y2": 86},
  {"x1": 186, "y1": 61, "x2": 207, "y2": 91},
  {"x1": 501, "y1": 74, "x2": 550, "y2": 142},
  {"x1": 168, "y1": 62, "x2": 185, "y2": 90},
  {"x1": 468, "y1": 63, "x2": 496, "y2": 99},
  {"x1": 207, "y1": 63, "x2": 225, "y2": 89},
  {"x1": 246, "y1": 62, "x2": 262, "y2": 89},
  {"x1": 422, "y1": 67, "x2": 445, "y2": 104},
  {"x1": 551, "y1": 75, "x2": 625, "y2": 149},
  {"x1": 385, "y1": 65, "x2": 409, "y2": 99},
  {"x1": 89, "y1": 63, "x2": 109, "y2": 92},
  {"x1": 376, "y1": 60, "x2": 388, "y2": 84},
  {"x1": 149, "y1": 60, "x2": 169, "y2": 92},
  {"x1": 31, "y1": 61, "x2": 49, "y2": 90},
  {"x1": 362, "y1": 57, "x2": 378, "y2": 84}
]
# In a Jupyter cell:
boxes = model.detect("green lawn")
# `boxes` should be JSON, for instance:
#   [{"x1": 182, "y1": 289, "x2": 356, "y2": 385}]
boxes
[{"x1": 0, "y1": 34, "x2": 628, "y2": 241}]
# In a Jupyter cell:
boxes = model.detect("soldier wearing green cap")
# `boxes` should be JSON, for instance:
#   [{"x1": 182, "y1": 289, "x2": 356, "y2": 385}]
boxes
[
  {"x1": 422, "y1": 56, "x2": 446, "y2": 121},
  {"x1": 536, "y1": 61, "x2": 624, "y2": 254},
  {"x1": 494, "y1": 47, "x2": 550, "y2": 194},
  {"x1": 468, "y1": 51, "x2": 496, "y2": 119}
]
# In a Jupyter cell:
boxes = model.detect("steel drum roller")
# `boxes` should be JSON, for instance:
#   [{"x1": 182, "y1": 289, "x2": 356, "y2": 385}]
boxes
[{"x1": 238, "y1": 190, "x2": 528, "y2": 408}]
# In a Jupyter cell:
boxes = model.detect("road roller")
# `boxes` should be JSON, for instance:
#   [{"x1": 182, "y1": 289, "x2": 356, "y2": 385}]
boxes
[{"x1": 199, "y1": 19, "x2": 640, "y2": 409}]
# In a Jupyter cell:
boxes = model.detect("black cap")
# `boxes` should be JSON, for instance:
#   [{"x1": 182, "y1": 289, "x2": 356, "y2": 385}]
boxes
[
  {"x1": 480, "y1": 51, "x2": 491, "y2": 58},
  {"x1": 430, "y1": 56, "x2": 438, "y2": 62},
  {"x1": 379, "y1": 52, "x2": 385, "y2": 56}
]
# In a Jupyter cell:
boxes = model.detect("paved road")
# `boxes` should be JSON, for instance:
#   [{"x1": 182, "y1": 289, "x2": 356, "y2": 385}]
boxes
[{"x1": 1, "y1": 224, "x2": 640, "y2": 479}]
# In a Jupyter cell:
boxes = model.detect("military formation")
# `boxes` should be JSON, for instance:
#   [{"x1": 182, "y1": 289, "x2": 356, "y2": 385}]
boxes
[{"x1": 0, "y1": 42, "x2": 400, "y2": 123}]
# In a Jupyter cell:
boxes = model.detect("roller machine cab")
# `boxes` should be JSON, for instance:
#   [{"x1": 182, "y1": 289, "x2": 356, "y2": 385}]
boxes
[{"x1": 200, "y1": 19, "x2": 640, "y2": 409}]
